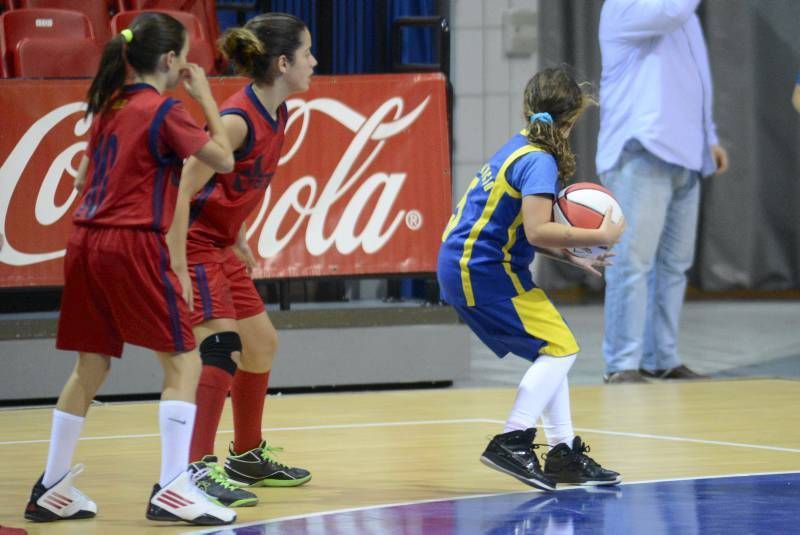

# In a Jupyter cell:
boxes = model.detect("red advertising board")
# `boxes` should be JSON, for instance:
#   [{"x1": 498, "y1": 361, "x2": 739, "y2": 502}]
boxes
[{"x1": 0, "y1": 74, "x2": 451, "y2": 287}]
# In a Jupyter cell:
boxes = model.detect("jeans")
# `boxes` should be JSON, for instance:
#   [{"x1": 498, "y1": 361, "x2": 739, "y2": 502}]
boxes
[{"x1": 600, "y1": 141, "x2": 701, "y2": 374}]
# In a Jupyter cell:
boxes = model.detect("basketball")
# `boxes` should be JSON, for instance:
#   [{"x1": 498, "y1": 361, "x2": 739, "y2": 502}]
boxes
[{"x1": 552, "y1": 182, "x2": 624, "y2": 258}]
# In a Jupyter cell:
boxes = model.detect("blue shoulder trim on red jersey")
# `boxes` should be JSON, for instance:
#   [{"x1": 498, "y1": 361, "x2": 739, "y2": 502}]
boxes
[
  {"x1": 245, "y1": 84, "x2": 279, "y2": 131},
  {"x1": 149, "y1": 98, "x2": 179, "y2": 166},
  {"x1": 221, "y1": 108, "x2": 255, "y2": 160}
]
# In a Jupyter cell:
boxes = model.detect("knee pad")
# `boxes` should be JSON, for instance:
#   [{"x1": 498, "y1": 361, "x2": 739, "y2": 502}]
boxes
[{"x1": 199, "y1": 331, "x2": 241, "y2": 375}]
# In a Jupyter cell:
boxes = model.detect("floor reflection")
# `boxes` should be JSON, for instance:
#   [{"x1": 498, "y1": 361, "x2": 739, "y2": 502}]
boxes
[{"x1": 201, "y1": 472, "x2": 800, "y2": 535}]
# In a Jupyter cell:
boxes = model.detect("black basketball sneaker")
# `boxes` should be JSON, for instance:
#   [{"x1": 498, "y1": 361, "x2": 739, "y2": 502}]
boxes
[
  {"x1": 190, "y1": 455, "x2": 258, "y2": 507},
  {"x1": 224, "y1": 440, "x2": 312, "y2": 487},
  {"x1": 543, "y1": 436, "x2": 622, "y2": 485},
  {"x1": 479, "y1": 428, "x2": 556, "y2": 491}
]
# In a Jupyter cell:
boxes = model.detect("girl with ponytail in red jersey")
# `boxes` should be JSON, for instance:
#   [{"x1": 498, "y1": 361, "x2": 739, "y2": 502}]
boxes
[
  {"x1": 25, "y1": 12, "x2": 237, "y2": 526},
  {"x1": 167, "y1": 13, "x2": 316, "y2": 507}
]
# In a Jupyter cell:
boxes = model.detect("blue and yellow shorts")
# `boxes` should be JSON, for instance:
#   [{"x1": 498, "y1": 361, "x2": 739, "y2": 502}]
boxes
[{"x1": 451, "y1": 287, "x2": 579, "y2": 362}]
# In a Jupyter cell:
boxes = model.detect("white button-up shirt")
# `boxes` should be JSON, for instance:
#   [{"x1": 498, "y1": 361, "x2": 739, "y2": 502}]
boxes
[{"x1": 596, "y1": 0, "x2": 719, "y2": 177}]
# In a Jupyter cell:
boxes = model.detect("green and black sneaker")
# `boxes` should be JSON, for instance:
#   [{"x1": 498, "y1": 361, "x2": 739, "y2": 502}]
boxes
[
  {"x1": 190, "y1": 456, "x2": 258, "y2": 507},
  {"x1": 224, "y1": 440, "x2": 312, "y2": 487}
]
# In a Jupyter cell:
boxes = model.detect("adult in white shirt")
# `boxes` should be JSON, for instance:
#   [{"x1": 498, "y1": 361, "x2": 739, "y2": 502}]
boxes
[
  {"x1": 597, "y1": 0, "x2": 729, "y2": 383},
  {"x1": 792, "y1": 71, "x2": 800, "y2": 113}
]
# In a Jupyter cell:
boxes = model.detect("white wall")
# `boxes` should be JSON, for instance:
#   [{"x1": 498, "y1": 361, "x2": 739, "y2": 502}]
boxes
[{"x1": 449, "y1": 0, "x2": 540, "y2": 203}]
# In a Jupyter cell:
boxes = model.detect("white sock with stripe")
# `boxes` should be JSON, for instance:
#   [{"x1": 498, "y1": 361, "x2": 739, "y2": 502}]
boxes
[
  {"x1": 42, "y1": 409, "x2": 85, "y2": 488},
  {"x1": 540, "y1": 377, "x2": 576, "y2": 447},
  {"x1": 158, "y1": 400, "x2": 197, "y2": 487},
  {"x1": 503, "y1": 354, "x2": 576, "y2": 433}
]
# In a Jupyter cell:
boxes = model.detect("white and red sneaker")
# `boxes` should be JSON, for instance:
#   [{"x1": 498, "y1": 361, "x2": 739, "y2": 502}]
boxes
[
  {"x1": 146, "y1": 469, "x2": 236, "y2": 526},
  {"x1": 24, "y1": 464, "x2": 97, "y2": 522}
]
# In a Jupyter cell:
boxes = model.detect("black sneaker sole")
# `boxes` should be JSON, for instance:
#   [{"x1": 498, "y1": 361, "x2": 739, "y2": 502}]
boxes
[
  {"x1": 24, "y1": 503, "x2": 95, "y2": 522},
  {"x1": 480, "y1": 455, "x2": 556, "y2": 492},
  {"x1": 146, "y1": 504, "x2": 232, "y2": 526}
]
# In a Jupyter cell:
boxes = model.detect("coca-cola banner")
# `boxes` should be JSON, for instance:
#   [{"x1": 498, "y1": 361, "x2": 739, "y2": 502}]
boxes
[{"x1": 0, "y1": 74, "x2": 452, "y2": 287}]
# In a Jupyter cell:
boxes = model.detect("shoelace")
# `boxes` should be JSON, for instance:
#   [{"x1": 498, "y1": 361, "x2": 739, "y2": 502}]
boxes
[
  {"x1": 190, "y1": 463, "x2": 240, "y2": 491},
  {"x1": 190, "y1": 465, "x2": 211, "y2": 485},
  {"x1": 208, "y1": 463, "x2": 240, "y2": 490},
  {"x1": 259, "y1": 444, "x2": 290, "y2": 469},
  {"x1": 572, "y1": 442, "x2": 602, "y2": 470},
  {"x1": 541, "y1": 441, "x2": 599, "y2": 467}
]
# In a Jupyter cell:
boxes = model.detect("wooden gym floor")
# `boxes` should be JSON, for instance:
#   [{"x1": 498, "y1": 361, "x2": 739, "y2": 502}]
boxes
[{"x1": 1, "y1": 378, "x2": 798, "y2": 534}]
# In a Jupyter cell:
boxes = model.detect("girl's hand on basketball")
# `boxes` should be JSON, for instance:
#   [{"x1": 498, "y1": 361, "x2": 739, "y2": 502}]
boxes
[
  {"x1": 180, "y1": 63, "x2": 213, "y2": 102},
  {"x1": 565, "y1": 250, "x2": 615, "y2": 277},
  {"x1": 599, "y1": 208, "x2": 625, "y2": 247}
]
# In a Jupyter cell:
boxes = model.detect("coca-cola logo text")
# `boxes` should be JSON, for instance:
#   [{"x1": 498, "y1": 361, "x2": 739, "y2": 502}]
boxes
[{"x1": 0, "y1": 75, "x2": 452, "y2": 285}]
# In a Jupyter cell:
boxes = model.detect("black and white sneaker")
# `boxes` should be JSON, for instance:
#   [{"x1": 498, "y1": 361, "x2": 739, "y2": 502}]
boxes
[
  {"x1": 24, "y1": 464, "x2": 97, "y2": 522},
  {"x1": 146, "y1": 470, "x2": 236, "y2": 525},
  {"x1": 543, "y1": 436, "x2": 622, "y2": 486},
  {"x1": 224, "y1": 440, "x2": 311, "y2": 487},
  {"x1": 479, "y1": 428, "x2": 556, "y2": 492}
]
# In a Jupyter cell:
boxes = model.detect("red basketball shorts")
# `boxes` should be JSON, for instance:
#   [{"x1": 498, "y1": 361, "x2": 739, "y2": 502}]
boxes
[
  {"x1": 56, "y1": 226, "x2": 196, "y2": 357},
  {"x1": 189, "y1": 248, "x2": 265, "y2": 326}
]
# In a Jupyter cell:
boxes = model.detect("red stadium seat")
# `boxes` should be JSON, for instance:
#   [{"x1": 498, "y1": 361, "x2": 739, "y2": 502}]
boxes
[
  {"x1": 11, "y1": 0, "x2": 112, "y2": 44},
  {"x1": 110, "y1": 9, "x2": 215, "y2": 74},
  {"x1": 0, "y1": 8, "x2": 94, "y2": 77},
  {"x1": 12, "y1": 37, "x2": 100, "y2": 77},
  {"x1": 116, "y1": 0, "x2": 219, "y2": 46}
]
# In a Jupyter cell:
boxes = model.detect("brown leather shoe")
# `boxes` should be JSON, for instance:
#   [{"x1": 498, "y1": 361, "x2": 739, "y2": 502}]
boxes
[
  {"x1": 603, "y1": 370, "x2": 650, "y2": 384},
  {"x1": 639, "y1": 365, "x2": 709, "y2": 380}
]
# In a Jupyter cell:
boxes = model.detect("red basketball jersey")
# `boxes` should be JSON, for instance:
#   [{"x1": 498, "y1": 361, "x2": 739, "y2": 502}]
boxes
[
  {"x1": 75, "y1": 83, "x2": 210, "y2": 232},
  {"x1": 187, "y1": 84, "x2": 288, "y2": 263}
]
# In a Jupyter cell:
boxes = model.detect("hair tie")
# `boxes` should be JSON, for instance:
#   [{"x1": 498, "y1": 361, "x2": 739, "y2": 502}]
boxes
[
  {"x1": 529, "y1": 112, "x2": 553, "y2": 125},
  {"x1": 121, "y1": 29, "x2": 134, "y2": 43}
]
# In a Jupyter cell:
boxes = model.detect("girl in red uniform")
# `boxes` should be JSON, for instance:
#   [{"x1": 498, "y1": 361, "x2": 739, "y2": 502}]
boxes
[
  {"x1": 24, "y1": 13, "x2": 236, "y2": 526},
  {"x1": 168, "y1": 13, "x2": 316, "y2": 506}
]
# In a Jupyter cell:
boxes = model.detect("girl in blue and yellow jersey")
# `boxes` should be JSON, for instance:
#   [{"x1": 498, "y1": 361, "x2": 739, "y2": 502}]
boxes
[{"x1": 438, "y1": 67, "x2": 625, "y2": 491}]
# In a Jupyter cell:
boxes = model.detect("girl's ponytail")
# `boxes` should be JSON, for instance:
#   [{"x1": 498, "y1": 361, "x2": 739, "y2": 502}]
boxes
[
  {"x1": 522, "y1": 67, "x2": 595, "y2": 182},
  {"x1": 84, "y1": 13, "x2": 186, "y2": 117},
  {"x1": 85, "y1": 33, "x2": 128, "y2": 116}
]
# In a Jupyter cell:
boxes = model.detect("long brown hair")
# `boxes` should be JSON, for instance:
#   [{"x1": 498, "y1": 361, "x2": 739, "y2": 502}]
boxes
[
  {"x1": 219, "y1": 13, "x2": 307, "y2": 85},
  {"x1": 523, "y1": 67, "x2": 595, "y2": 181},
  {"x1": 86, "y1": 12, "x2": 186, "y2": 117}
]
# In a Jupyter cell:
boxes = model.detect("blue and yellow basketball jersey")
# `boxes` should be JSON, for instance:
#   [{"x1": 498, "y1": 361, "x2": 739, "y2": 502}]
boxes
[{"x1": 438, "y1": 132, "x2": 559, "y2": 306}]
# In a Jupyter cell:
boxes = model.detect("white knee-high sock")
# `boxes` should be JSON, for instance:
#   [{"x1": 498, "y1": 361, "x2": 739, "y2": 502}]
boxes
[
  {"x1": 42, "y1": 409, "x2": 85, "y2": 488},
  {"x1": 540, "y1": 377, "x2": 575, "y2": 447},
  {"x1": 159, "y1": 400, "x2": 197, "y2": 487},
  {"x1": 503, "y1": 354, "x2": 576, "y2": 433}
]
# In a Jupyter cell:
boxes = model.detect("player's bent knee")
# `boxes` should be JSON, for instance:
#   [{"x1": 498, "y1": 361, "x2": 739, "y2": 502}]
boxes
[{"x1": 199, "y1": 331, "x2": 241, "y2": 376}]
